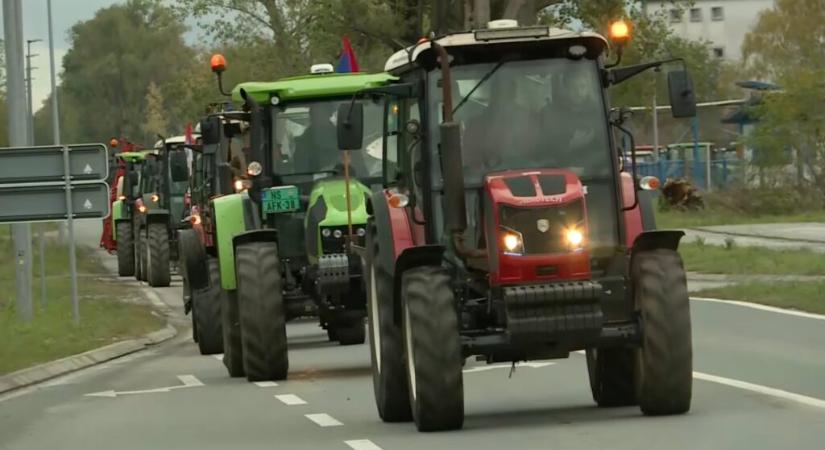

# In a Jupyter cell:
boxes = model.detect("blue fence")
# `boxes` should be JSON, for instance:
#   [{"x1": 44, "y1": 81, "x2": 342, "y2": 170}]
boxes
[{"x1": 635, "y1": 158, "x2": 745, "y2": 190}]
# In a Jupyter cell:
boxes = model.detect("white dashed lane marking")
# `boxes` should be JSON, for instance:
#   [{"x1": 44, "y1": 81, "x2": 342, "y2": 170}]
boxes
[
  {"x1": 345, "y1": 439, "x2": 383, "y2": 450},
  {"x1": 275, "y1": 394, "x2": 307, "y2": 405},
  {"x1": 305, "y1": 413, "x2": 343, "y2": 427},
  {"x1": 255, "y1": 381, "x2": 279, "y2": 387}
]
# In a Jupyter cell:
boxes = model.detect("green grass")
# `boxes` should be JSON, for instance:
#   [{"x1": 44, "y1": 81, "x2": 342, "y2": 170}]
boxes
[
  {"x1": 0, "y1": 226, "x2": 164, "y2": 375},
  {"x1": 679, "y1": 242, "x2": 825, "y2": 275},
  {"x1": 657, "y1": 209, "x2": 825, "y2": 230},
  {"x1": 695, "y1": 281, "x2": 825, "y2": 314}
]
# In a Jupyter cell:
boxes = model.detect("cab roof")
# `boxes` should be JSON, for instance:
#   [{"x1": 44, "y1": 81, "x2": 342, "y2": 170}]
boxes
[
  {"x1": 231, "y1": 72, "x2": 397, "y2": 104},
  {"x1": 384, "y1": 26, "x2": 608, "y2": 72},
  {"x1": 154, "y1": 134, "x2": 200, "y2": 149},
  {"x1": 117, "y1": 150, "x2": 154, "y2": 162}
]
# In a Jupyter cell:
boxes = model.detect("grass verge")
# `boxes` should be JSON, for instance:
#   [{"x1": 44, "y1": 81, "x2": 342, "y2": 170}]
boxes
[
  {"x1": 695, "y1": 281, "x2": 825, "y2": 315},
  {"x1": 0, "y1": 225, "x2": 165, "y2": 376},
  {"x1": 658, "y1": 209, "x2": 825, "y2": 230},
  {"x1": 679, "y1": 242, "x2": 825, "y2": 275}
]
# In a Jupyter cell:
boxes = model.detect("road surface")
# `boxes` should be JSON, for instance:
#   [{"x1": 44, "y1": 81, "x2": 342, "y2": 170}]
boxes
[{"x1": 1, "y1": 220, "x2": 823, "y2": 449}]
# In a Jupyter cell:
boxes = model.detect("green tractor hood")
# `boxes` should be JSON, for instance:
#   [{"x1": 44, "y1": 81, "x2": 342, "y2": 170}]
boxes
[{"x1": 305, "y1": 177, "x2": 371, "y2": 260}]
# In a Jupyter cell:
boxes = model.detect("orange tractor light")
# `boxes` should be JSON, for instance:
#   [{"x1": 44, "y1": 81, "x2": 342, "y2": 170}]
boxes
[
  {"x1": 609, "y1": 20, "x2": 631, "y2": 44},
  {"x1": 210, "y1": 54, "x2": 227, "y2": 73},
  {"x1": 109, "y1": 138, "x2": 119, "y2": 148}
]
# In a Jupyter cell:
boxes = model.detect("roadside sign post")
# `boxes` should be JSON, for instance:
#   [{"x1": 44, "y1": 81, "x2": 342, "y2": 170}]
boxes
[{"x1": 0, "y1": 143, "x2": 109, "y2": 325}]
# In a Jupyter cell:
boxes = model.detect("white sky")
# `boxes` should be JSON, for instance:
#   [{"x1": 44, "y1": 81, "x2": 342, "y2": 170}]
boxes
[{"x1": 1, "y1": 0, "x2": 203, "y2": 109}]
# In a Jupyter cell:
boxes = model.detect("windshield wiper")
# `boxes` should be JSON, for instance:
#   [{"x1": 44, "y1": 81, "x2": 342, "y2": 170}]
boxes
[{"x1": 452, "y1": 60, "x2": 508, "y2": 115}]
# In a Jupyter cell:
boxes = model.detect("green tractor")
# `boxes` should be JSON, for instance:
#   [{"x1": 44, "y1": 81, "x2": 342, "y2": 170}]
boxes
[
  {"x1": 206, "y1": 59, "x2": 395, "y2": 380},
  {"x1": 134, "y1": 136, "x2": 193, "y2": 287},
  {"x1": 111, "y1": 150, "x2": 150, "y2": 276},
  {"x1": 179, "y1": 108, "x2": 248, "y2": 356}
]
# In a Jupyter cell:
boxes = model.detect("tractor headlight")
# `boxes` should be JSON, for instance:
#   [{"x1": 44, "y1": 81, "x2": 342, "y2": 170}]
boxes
[
  {"x1": 150, "y1": 194, "x2": 160, "y2": 203},
  {"x1": 356, "y1": 227, "x2": 366, "y2": 237},
  {"x1": 234, "y1": 179, "x2": 252, "y2": 192},
  {"x1": 500, "y1": 227, "x2": 524, "y2": 255},
  {"x1": 333, "y1": 229, "x2": 343, "y2": 239},
  {"x1": 321, "y1": 228, "x2": 331, "y2": 238},
  {"x1": 565, "y1": 227, "x2": 585, "y2": 249},
  {"x1": 247, "y1": 161, "x2": 263, "y2": 176}
]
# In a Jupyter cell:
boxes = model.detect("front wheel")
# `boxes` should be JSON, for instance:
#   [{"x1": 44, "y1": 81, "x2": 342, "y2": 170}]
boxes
[
  {"x1": 402, "y1": 266, "x2": 464, "y2": 432},
  {"x1": 116, "y1": 221, "x2": 135, "y2": 276},
  {"x1": 634, "y1": 248, "x2": 693, "y2": 415},
  {"x1": 221, "y1": 289, "x2": 245, "y2": 377},
  {"x1": 136, "y1": 229, "x2": 147, "y2": 282},
  {"x1": 236, "y1": 242, "x2": 288, "y2": 381},
  {"x1": 194, "y1": 257, "x2": 224, "y2": 355},
  {"x1": 336, "y1": 319, "x2": 365, "y2": 346},
  {"x1": 147, "y1": 223, "x2": 171, "y2": 287},
  {"x1": 586, "y1": 347, "x2": 636, "y2": 407}
]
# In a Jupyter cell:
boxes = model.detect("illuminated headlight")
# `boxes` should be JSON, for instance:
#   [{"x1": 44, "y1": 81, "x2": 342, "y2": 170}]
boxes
[
  {"x1": 321, "y1": 228, "x2": 332, "y2": 238},
  {"x1": 333, "y1": 229, "x2": 343, "y2": 239},
  {"x1": 247, "y1": 161, "x2": 262, "y2": 176},
  {"x1": 234, "y1": 179, "x2": 252, "y2": 192},
  {"x1": 150, "y1": 194, "x2": 160, "y2": 202},
  {"x1": 356, "y1": 227, "x2": 366, "y2": 237},
  {"x1": 565, "y1": 227, "x2": 585, "y2": 249},
  {"x1": 118, "y1": 195, "x2": 126, "y2": 201},
  {"x1": 270, "y1": 96, "x2": 280, "y2": 106},
  {"x1": 500, "y1": 228, "x2": 524, "y2": 255}
]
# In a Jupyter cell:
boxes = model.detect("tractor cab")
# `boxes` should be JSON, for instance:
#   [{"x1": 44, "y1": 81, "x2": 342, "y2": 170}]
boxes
[{"x1": 355, "y1": 20, "x2": 697, "y2": 431}]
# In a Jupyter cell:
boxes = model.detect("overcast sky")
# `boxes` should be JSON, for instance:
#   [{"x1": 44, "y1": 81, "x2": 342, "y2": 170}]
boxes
[{"x1": 1, "y1": 0, "x2": 204, "y2": 108}]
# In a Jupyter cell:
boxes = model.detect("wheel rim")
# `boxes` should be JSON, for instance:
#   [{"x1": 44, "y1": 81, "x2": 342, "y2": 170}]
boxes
[
  {"x1": 369, "y1": 262, "x2": 381, "y2": 372},
  {"x1": 404, "y1": 301, "x2": 416, "y2": 401}
]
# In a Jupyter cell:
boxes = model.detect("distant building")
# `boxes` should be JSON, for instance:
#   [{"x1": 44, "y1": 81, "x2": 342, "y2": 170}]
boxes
[{"x1": 646, "y1": 0, "x2": 774, "y2": 61}]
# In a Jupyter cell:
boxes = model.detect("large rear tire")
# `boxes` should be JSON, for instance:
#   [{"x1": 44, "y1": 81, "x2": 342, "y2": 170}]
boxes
[
  {"x1": 336, "y1": 319, "x2": 365, "y2": 346},
  {"x1": 194, "y1": 257, "x2": 224, "y2": 355},
  {"x1": 116, "y1": 221, "x2": 135, "y2": 276},
  {"x1": 586, "y1": 347, "x2": 636, "y2": 407},
  {"x1": 137, "y1": 230, "x2": 147, "y2": 282},
  {"x1": 366, "y1": 221, "x2": 411, "y2": 422},
  {"x1": 236, "y1": 242, "x2": 288, "y2": 381},
  {"x1": 402, "y1": 266, "x2": 464, "y2": 432},
  {"x1": 221, "y1": 289, "x2": 245, "y2": 377},
  {"x1": 147, "y1": 223, "x2": 171, "y2": 287},
  {"x1": 634, "y1": 248, "x2": 692, "y2": 415}
]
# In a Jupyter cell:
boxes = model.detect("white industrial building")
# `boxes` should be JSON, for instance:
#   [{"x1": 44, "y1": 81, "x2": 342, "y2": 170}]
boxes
[{"x1": 646, "y1": 0, "x2": 775, "y2": 61}]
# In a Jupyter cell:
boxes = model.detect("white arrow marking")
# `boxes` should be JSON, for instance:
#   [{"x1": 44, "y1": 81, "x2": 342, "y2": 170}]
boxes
[
  {"x1": 83, "y1": 199, "x2": 93, "y2": 210},
  {"x1": 83, "y1": 163, "x2": 93, "y2": 174},
  {"x1": 462, "y1": 362, "x2": 554, "y2": 373},
  {"x1": 85, "y1": 374, "x2": 204, "y2": 398}
]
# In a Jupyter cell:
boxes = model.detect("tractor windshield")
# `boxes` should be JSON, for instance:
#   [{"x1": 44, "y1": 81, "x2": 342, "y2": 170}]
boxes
[
  {"x1": 271, "y1": 98, "x2": 389, "y2": 180},
  {"x1": 428, "y1": 57, "x2": 611, "y2": 186}
]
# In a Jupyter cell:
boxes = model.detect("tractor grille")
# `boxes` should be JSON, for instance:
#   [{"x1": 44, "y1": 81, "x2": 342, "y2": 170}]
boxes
[{"x1": 499, "y1": 200, "x2": 583, "y2": 255}]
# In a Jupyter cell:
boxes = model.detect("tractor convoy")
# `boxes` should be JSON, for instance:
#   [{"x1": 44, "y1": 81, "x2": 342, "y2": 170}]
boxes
[{"x1": 114, "y1": 19, "x2": 696, "y2": 433}]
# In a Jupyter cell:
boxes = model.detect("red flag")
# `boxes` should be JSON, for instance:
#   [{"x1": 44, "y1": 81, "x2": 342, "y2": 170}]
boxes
[
  {"x1": 184, "y1": 123, "x2": 194, "y2": 145},
  {"x1": 336, "y1": 35, "x2": 360, "y2": 73}
]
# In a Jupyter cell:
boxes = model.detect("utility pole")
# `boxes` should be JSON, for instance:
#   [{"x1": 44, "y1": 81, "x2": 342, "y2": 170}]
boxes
[
  {"x1": 26, "y1": 38, "x2": 42, "y2": 146},
  {"x1": 4, "y1": 0, "x2": 34, "y2": 321},
  {"x1": 48, "y1": 0, "x2": 65, "y2": 243}
]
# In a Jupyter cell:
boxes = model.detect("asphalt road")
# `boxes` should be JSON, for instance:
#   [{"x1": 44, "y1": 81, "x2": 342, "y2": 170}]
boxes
[{"x1": 1, "y1": 221, "x2": 824, "y2": 449}]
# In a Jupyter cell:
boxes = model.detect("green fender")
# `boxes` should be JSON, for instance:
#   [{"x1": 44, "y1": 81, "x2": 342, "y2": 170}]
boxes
[
  {"x1": 213, "y1": 192, "x2": 248, "y2": 290},
  {"x1": 112, "y1": 199, "x2": 125, "y2": 241}
]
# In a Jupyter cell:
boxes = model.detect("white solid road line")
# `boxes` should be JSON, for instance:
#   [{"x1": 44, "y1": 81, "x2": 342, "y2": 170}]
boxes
[
  {"x1": 344, "y1": 439, "x2": 383, "y2": 450},
  {"x1": 254, "y1": 381, "x2": 279, "y2": 387},
  {"x1": 694, "y1": 371, "x2": 825, "y2": 409},
  {"x1": 692, "y1": 296, "x2": 825, "y2": 321},
  {"x1": 275, "y1": 394, "x2": 307, "y2": 405},
  {"x1": 305, "y1": 413, "x2": 343, "y2": 427}
]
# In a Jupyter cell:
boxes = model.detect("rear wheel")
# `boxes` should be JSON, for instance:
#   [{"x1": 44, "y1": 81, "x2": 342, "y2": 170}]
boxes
[
  {"x1": 236, "y1": 242, "x2": 288, "y2": 381},
  {"x1": 147, "y1": 223, "x2": 171, "y2": 287},
  {"x1": 336, "y1": 319, "x2": 365, "y2": 345},
  {"x1": 366, "y1": 221, "x2": 411, "y2": 422},
  {"x1": 116, "y1": 221, "x2": 135, "y2": 276},
  {"x1": 586, "y1": 347, "x2": 636, "y2": 406},
  {"x1": 402, "y1": 266, "x2": 464, "y2": 432},
  {"x1": 634, "y1": 248, "x2": 692, "y2": 415},
  {"x1": 221, "y1": 289, "x2": 245, "y2": 377},
  {"x1": 137, "y1": 229, "x2": 147, "y2": 282},
  {"x1": 194, "y1": 257, "x2": 224, "y2": 355}
]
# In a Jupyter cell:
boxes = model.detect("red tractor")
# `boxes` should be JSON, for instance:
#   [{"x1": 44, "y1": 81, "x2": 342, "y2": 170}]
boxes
[{"x1": 340, "y1": 20, "x2": 697, "y2": 431}]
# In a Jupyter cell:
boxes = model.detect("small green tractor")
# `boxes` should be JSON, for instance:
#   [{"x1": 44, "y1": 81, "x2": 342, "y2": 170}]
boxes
[
  {"x1": 202, "y1": 60, "x2": 395, "y2": 381},
  {"x1": 111, "y1": 150, "x2": 150, "y2": 276},
  {"x1": 134, "y1": 136, "x2": 192, "y2": 287}
]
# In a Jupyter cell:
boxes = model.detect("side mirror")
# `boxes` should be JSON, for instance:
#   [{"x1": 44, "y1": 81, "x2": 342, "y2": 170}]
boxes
[
  {"x1": 170, "y1": 151, "x2": 189, "y2": 182},
  {"x1": 200, "y1": 116, "x2": 221, "y2": 145},
  {"x1": 337, "y1": 102, "x2": 364, "y2": 151},
  {"x1": 668, "y1": 70, "x2": 697, "y2": 118}
]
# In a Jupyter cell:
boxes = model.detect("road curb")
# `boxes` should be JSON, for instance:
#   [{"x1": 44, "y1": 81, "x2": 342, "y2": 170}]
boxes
[
  {"x1": 0, "y1": 288, "x2": 180, "y2": 396},
  {"x1": 689, "y1": 227, "x2": 825, "y2": 245}
]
